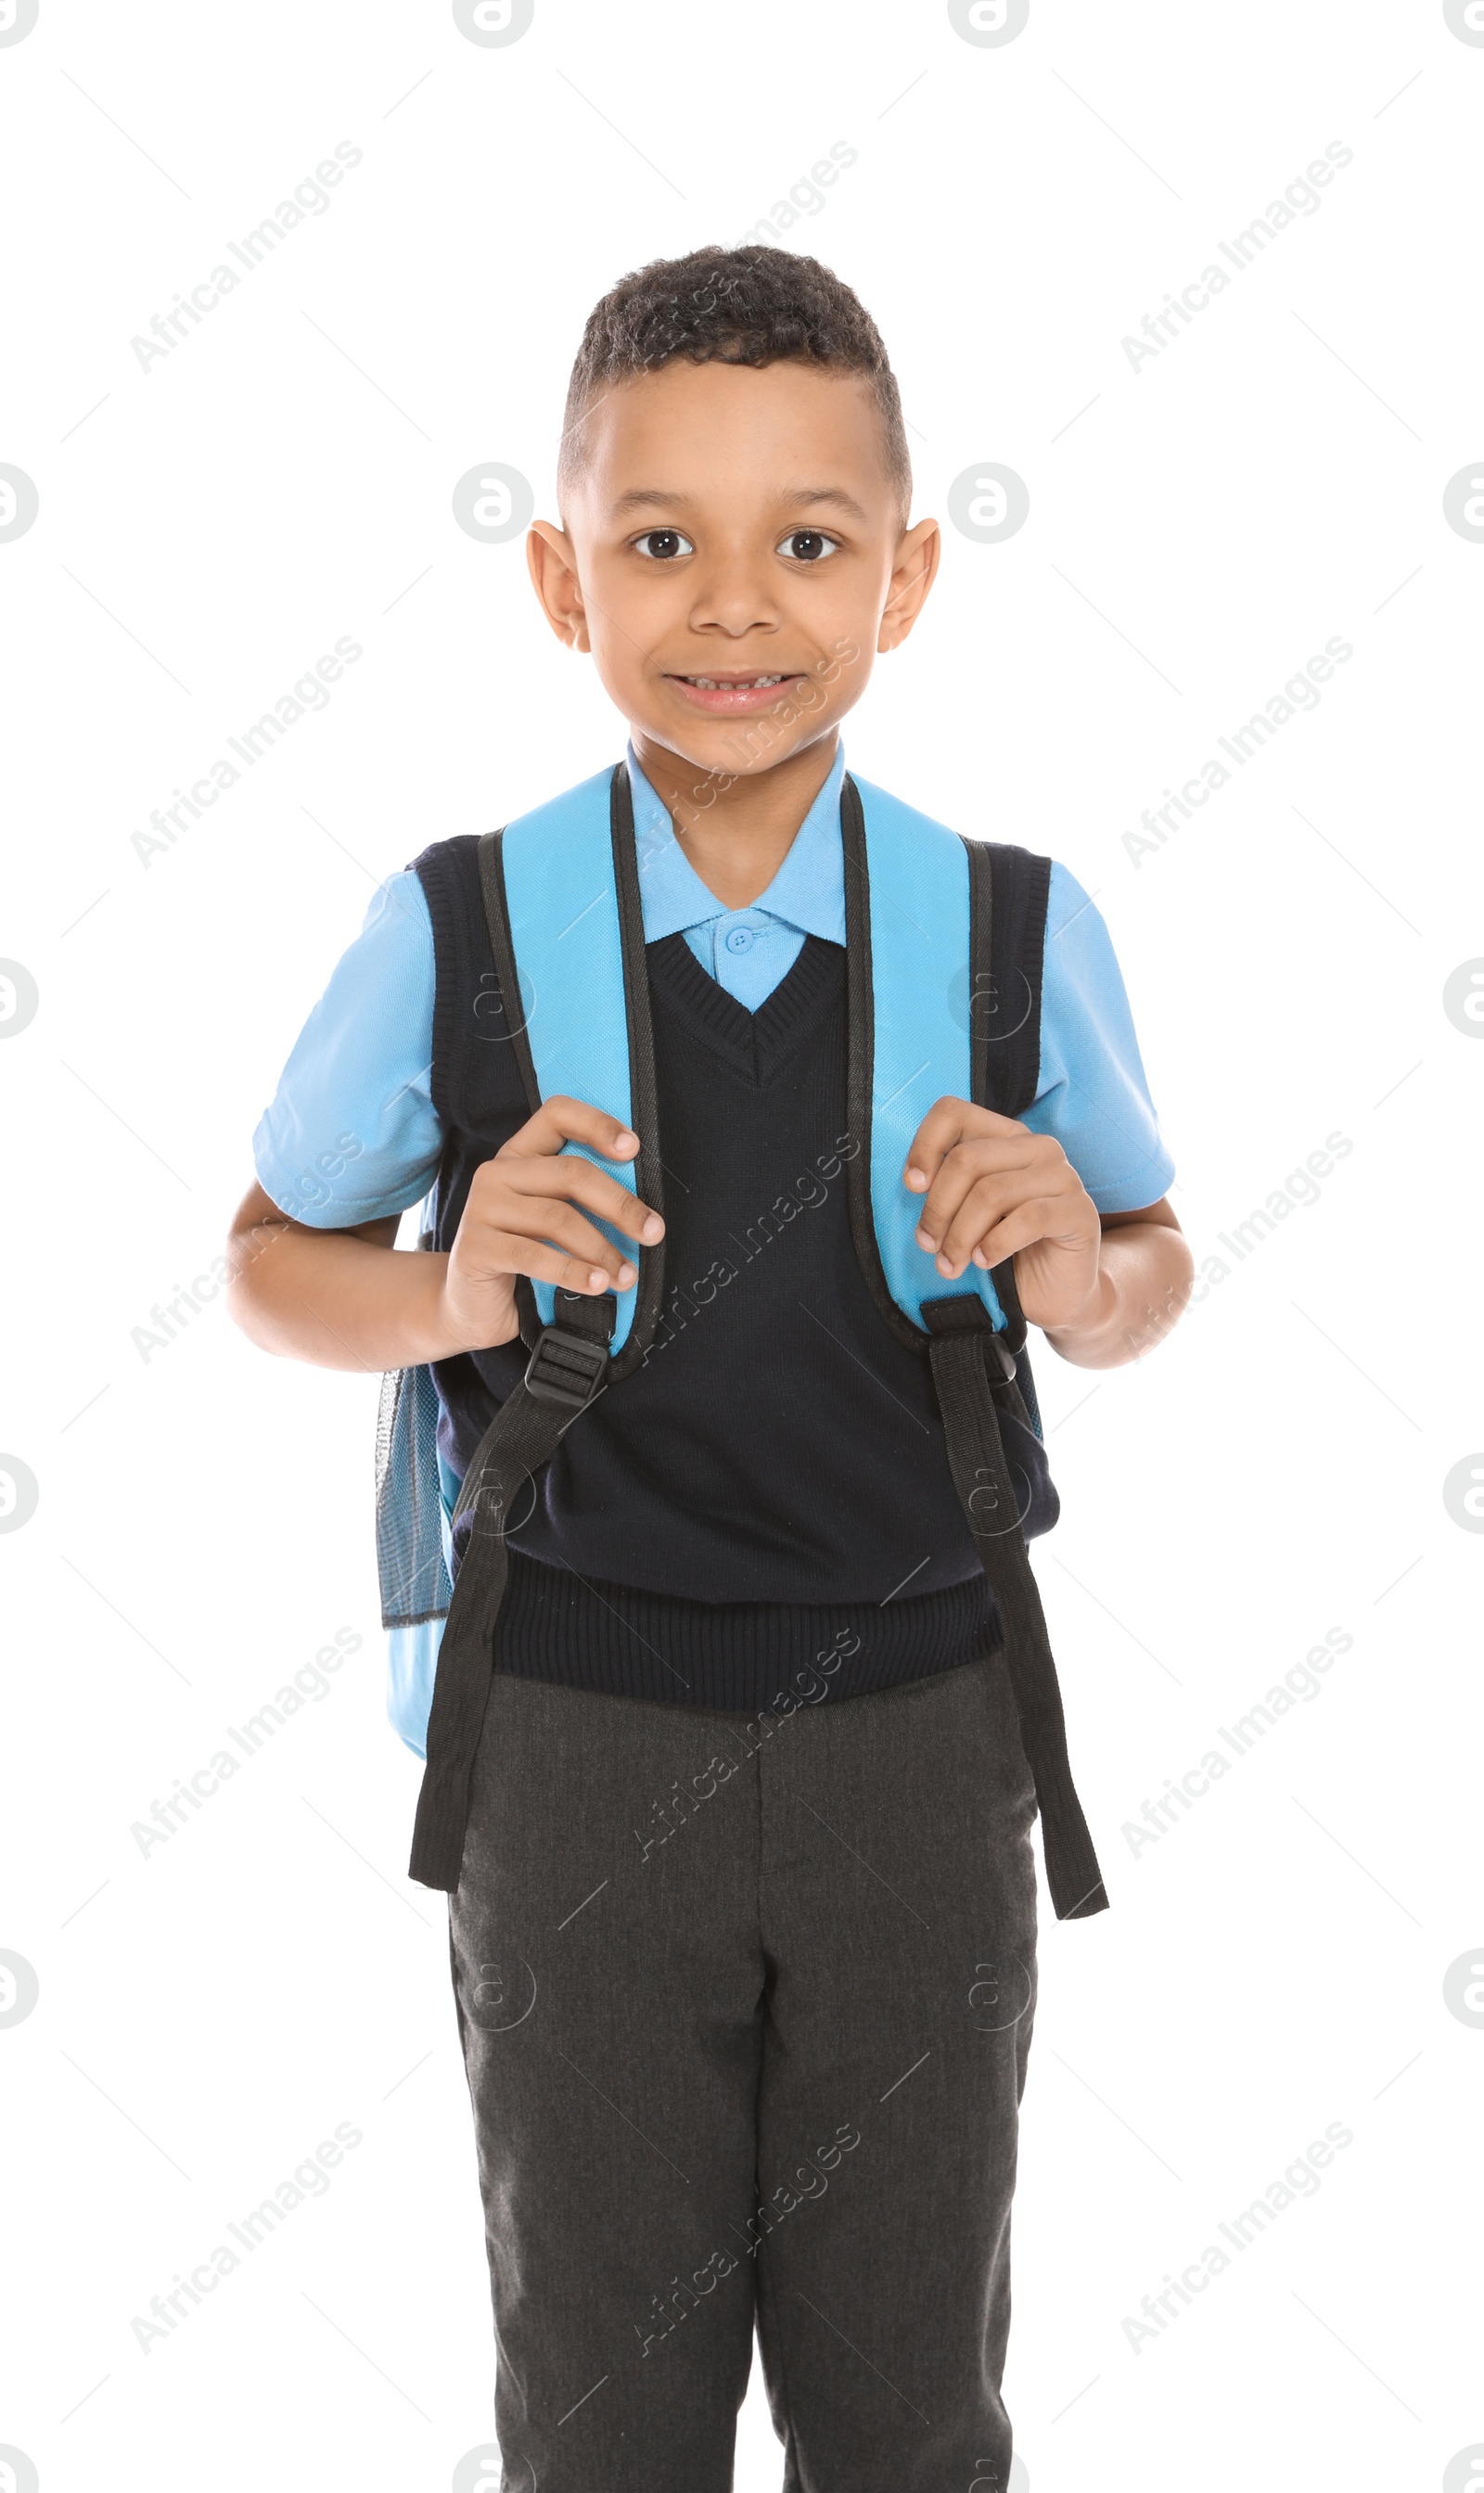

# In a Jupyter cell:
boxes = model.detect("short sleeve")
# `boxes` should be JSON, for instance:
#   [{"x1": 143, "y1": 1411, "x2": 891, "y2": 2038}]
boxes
[
  {"x1": 252, "y1": 870, "x2": 443, "y2": 1227},
  {"x1": 1023, "y1": 863, "x2": 1176, "y2": 1213}
]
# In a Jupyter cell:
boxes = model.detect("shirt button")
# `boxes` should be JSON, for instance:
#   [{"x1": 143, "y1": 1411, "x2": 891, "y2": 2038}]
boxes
[{"x1": 724, "y1": 926, "x2": 754, "y2": 953}]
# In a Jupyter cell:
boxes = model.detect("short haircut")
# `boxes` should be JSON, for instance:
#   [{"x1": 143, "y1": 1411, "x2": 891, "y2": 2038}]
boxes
[{"x1": 557, "y1": 246, "x2": 911, "y2": 522}]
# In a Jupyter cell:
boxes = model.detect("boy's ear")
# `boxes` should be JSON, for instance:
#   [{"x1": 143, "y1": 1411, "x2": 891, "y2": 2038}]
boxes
[
  {"x1": 527, "y1": 520, "x2": 590, "y2": 652},
  {"x1": 877, "y1": 517, "x2": 940, "y2": 655}
]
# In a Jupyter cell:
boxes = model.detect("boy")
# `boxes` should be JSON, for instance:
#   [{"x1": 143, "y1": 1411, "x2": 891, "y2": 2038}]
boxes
[{"x1": 227, "y1": 249, "x2": 1191, "y2": 2492}]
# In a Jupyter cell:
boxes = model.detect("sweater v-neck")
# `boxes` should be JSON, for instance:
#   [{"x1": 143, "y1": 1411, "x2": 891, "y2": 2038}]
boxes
[{"x1": 644, "y1": 929, "x2": 846, "y2": 1088}]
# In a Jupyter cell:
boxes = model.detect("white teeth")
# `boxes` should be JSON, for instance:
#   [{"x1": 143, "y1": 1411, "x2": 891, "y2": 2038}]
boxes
[{"x1": 688, "y1": 674, "x2": 784, "y2": 689}]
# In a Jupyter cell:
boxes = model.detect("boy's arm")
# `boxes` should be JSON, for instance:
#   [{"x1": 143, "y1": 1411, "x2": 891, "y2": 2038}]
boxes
[
  {"x1": 225, "y1": 1184, "x2": 451, "y2": 1372},
  {"x1": 904, "y1": 1100, "x2": 1193, "y2": 1373},
  {"x1": 1045, "y1": 1197, "x2": 1191, "y2": 1370},
  {"x1": 225, "y1": 1099, "x2": 664, "y2": 1373}
]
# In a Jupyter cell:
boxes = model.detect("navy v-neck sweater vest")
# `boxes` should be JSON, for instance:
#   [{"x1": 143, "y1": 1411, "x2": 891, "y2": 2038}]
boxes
[{"x1": 414, "y1": 834, "x2": 999, "y2": 1714}]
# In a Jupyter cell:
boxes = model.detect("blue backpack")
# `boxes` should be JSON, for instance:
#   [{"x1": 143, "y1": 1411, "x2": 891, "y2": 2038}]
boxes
[{"x1": 379, "y1": 761, "x2": 1107, "y2": 1920}]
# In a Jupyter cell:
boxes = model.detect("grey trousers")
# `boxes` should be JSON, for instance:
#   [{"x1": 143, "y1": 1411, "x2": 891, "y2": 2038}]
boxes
[{"x1": 448, "y1": 1646, "x2": 1039, "y2": 2493}]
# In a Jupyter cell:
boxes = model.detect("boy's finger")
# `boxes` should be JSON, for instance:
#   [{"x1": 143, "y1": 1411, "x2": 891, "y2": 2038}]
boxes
[
  {"x1": 493, "y1": 1148, "x2": 663, "y2": 1245},
  {"x1": 513, "y1": 1094, "x2": 643, "y2": 1165},
  {"x1": 475, "y1": 1230, "x2": 635, "y2": 1297},
  {"x1": 902, "y1": 1097, "x2": 1023, "y2": 1194},
  {"x1": 474, "y1": 1195, "x2": 642, "y2": 1289},
  {"x1": 910, "y1": 1142, "x2": 1038, "y2": 1251},
  {"x1": 931, "y1": 1184, "x2": 1062, "y2": 1278}
]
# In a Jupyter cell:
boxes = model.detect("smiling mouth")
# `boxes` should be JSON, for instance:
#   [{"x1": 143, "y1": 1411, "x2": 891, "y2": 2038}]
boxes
[
  {"x1": 663, "y1": 670, "x2": 807, "y2": 712},
  {"x1": 668, "y1": 671, "x2": 799, "y2": 689}
]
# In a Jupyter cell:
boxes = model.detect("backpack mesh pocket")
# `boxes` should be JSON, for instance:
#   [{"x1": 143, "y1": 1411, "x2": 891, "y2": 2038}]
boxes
[{"x1": 375, "y1": 1361, "x2": 453, "y2": 1630}]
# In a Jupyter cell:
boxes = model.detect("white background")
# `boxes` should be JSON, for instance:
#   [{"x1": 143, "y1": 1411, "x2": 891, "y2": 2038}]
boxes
[{"x1": 2, "y1": 2, "x2": 1481, "y2": 2488}]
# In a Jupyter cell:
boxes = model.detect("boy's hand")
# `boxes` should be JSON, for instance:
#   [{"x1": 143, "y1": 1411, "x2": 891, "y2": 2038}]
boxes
[
  {"x1": 442, "y1": 1097, "x2": 664, "y2": 1353},
  {"x1": 903, "y1": 1098, "x2": 1100, "y2": 1335}
]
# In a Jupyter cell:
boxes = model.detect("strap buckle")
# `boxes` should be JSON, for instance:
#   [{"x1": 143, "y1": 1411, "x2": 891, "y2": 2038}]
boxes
[
  {"x1": 985, "y1": 1328, "x2": 1017, "y2": 1384},
  {"x1": 522, "y1": 1323, "x2": 608, "y2": 1413},
  {"x1": 921, "y1": 1292, "x2": 1018, "y2": 1381}
]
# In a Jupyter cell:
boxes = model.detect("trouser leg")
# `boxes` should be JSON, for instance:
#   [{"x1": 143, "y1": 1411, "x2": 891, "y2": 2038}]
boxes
[
  {"x1": 448, "y1": 1669, "x2": 769, "y2": 2493},
  {"x1": 748, "y1": 1650, "x2": 1039, "y2": 2493}
]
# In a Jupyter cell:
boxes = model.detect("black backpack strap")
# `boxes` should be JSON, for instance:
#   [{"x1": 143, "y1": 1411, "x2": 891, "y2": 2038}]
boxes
[
  {"x1": 840, "y1": 773, "x2": 1105, "y2": 1921},
  {"x1": 408, "y1": 761, "x2": 666, "y2": 1890},
  {"x1": 966, "y1": 831, "x2": 1105, "y2": 1916},
  {"x1": 922, "y1": 1295, "x2": 1107, "y2": 1919},
  {"x1": 407, "y1": 1281, "x2": 614, "y2": 1887},
  {"x1": 966, "y1": 831, "x2": 1106, "y2": 1916}
]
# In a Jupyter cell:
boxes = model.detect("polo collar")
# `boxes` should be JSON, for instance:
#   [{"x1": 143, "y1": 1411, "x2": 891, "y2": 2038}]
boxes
[{"x1": 626, "y1": 739, "x2": 847, "y2": 948}]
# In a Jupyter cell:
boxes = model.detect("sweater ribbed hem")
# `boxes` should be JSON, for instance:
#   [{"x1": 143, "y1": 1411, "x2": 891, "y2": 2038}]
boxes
[{"x1": 490, "y1": 1550, "x2": 1003, "y2": 1714}]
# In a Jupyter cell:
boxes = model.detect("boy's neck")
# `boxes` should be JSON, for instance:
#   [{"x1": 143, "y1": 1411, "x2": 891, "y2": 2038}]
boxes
[{"x1": 631, "y1": 727, "x2": 839, "y2": 913}]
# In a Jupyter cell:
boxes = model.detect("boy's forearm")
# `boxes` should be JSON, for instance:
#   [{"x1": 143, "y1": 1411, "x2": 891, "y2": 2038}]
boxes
[
  {"x1": 225, "y1": 1202, "x2": 468, "y2": 1373},
  {"x1": 1042, "y1": 1220, "x2": 1194, "y2": 1371}
]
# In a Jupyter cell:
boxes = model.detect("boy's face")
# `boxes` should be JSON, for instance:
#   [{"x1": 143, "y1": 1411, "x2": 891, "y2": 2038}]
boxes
[{"x1": 528, "y1": 357, "x2": 940, "y2": 789}]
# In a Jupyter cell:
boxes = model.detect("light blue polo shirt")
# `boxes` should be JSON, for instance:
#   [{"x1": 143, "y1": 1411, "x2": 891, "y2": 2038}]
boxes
[
  {"x1": 253, "y1": 743, "x2": 1175, "y2": 1230},
  {"x1": 633, "y1": 737, "x2": 846, "y2": 1008}
]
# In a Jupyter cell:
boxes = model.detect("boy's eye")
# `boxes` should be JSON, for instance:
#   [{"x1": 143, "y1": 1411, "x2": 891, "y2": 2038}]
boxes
[
  {"x1": 776, "y1": 530, "x2": 839, "y2": 563},
  {"x1": 633, "y1": 529, "x2": 694, "y2": 560}
]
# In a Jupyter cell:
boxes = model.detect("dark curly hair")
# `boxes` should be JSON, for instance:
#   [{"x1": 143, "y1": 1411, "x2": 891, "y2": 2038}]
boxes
[{"x1": 557, "y1": 245, "x2": 911, "y2": 521}]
